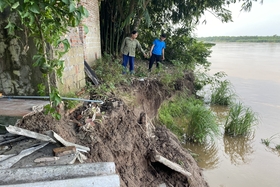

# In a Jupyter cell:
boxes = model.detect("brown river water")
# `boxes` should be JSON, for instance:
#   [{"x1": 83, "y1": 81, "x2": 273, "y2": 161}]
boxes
[{"x1": 186, "y1": 43, "x2": 280, "y2": 187}]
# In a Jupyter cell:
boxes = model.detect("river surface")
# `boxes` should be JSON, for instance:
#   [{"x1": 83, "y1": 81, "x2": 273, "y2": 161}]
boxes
[{"x1": 187, "y1": 43, "x2": 280, "y2": 187}]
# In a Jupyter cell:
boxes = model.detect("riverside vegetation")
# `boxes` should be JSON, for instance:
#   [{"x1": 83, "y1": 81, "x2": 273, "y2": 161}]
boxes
[
  {"x1": 197, "y1": 35, "x2": 280, "y2": 43},
  {"x1": 85, "y1": 50, "x2": 259, "y2": 148}
]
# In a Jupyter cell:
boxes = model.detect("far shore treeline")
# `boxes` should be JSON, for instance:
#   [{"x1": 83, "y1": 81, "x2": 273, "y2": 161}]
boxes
[{"x1": 197, "y1": 35, "x2": 280, "y2": 43}]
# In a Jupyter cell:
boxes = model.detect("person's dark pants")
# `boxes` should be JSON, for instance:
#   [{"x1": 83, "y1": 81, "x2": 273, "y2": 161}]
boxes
[
  {"x1": 122, "y1": 54, "x2": 135, "y2": 74},
  {"x1": 149, "y1": 54, "x2": 162, "y2": 71}
]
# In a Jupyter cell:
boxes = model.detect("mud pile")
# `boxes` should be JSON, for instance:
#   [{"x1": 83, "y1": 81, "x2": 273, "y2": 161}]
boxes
[{"x1": 18, "y1": 74, "x2": 209, "y2": 187}]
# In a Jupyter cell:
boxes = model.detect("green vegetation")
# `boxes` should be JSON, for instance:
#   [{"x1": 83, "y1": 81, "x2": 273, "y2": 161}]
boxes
[
  {"x1": 1, "y1": 0, "x2": 262, "y2": 119},
  {"x1": 197, "y1": 35, "x2": 280, "y2": 43},
  {"x1": 261, "y1": 134, "x2": 280, "y2": 155},
  {"x1": 99, "y1": 0, "x2": 260, "y2": 56},
  {"x1": 211, "y1": 80, "x2": 235, "y2": 106},
  {"x1": 225, "y1": 102, "x2": 257, "y2": 137},
  {"x1": 0, "y1": 0, "x2": 88, "y2": 119},
  {"x1": 158, "y1": 94, "x2": 219, "y2": 144},
  {"x1": 63, "y1": 93, "x2": 80, "y2": 110},
  {"x1": 261, "y1": 133, "x2": 280, "y2": 147},
  {"x1": 87, "y1": 53, "x2": 129, "y2": 99}
]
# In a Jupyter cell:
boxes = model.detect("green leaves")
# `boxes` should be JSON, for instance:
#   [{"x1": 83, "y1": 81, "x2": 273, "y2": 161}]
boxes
[
  {"x1": 4, "y1": 21, "x2": 16, "y2": 35},
  {"x1": 2, "y1": 0, "x2": 89, "y2": 119},
  {"x1": 0, "y1": 1, "x2": 8, "y2": 12},
  {"x1": 62, "y1": 0, "x2": 70, "y2": 4},
  {"x1": 11, "y1": 2, "x2": 19, "y2": 9},
  {"x1": 29, "y1": 3, "x2": 40, "y2": 14}
]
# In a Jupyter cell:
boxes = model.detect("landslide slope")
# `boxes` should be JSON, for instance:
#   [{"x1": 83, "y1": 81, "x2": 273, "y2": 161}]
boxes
[{"x1": 19, "y1": 72, "x2": 209, "y2": 187}]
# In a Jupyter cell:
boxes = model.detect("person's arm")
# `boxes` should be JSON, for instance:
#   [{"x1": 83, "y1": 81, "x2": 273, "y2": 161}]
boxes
[
  {"x1": 120, "y1": 37, "x2": 126, "y2": 54},
  {"x1": 162, "y1": 48, "x2": 165, "y2": 60},
  {"x1": 150, "y1": 44, "x2": 155, "y2": 57},
  {"x1": 137, "y1": 41, "x2": 147, "y2": 57}
]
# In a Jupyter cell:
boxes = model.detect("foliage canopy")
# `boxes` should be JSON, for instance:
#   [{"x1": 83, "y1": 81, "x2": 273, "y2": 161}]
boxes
[{"x1": 99, "y1": 0, "x2": 263, "y2": 56}]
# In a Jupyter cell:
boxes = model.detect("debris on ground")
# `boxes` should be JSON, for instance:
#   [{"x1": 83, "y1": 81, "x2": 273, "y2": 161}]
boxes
[
  {"x1": 0, "y1": 125, "x2": 89, "y2": 169},
  {"x1": 1, "y1": 74, "x2": 209, "y2": 187}
]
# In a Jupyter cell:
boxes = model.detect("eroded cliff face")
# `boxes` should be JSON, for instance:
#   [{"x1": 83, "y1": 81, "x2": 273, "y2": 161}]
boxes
[
  {"x1": 17, "y1": 74, "x2": 209, "y2": 187},
  {"x1": 0, "y1": 11, "x2": 41, "y2": 95}
]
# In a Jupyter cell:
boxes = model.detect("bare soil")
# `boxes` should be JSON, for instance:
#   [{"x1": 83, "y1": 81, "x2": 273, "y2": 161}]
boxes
[{"x1": 17, "y1": 73, "x2": 209, "y2": 187}]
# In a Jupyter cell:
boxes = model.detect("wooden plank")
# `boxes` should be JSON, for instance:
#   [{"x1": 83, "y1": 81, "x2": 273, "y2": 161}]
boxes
[{"x1": 84, "y1": 60, "x2": 99, "y2": 85}]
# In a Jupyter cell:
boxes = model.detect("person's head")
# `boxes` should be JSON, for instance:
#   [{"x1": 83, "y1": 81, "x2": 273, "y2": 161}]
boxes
[
  {"x1": 160, "y1": 33, "x2": 166, "y2": 41},
  {"x1": 131, "y1": 30, "x2": 138, "y2": 39}
]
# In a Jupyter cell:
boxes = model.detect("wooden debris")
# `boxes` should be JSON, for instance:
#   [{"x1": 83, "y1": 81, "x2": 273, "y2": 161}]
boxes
[
  {"x1": 84, "y1": 60, "x2": 99, "y2": 85},
  {"x1": 34, "y1": 156, "x2": 59, "y2": 163},
  {"x1": 53, "y1": 146, "x2": 76, "y2": 157}
]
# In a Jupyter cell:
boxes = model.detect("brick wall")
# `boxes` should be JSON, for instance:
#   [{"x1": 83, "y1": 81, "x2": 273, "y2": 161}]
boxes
[
  {"x1": 82, "y1": 0, "x2": 101, "y2": 66},
  {"x1": 57, "y1": 0, "x2": 101, "y2": 94}
]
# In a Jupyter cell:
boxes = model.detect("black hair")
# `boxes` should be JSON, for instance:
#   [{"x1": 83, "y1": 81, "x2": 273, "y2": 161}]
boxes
[
  {"x1": 131, "y1": 30, "x2": 138, "y2": 35},
  {"x1": 161, "y1": 33, "x2": 166, "y2": 38}
]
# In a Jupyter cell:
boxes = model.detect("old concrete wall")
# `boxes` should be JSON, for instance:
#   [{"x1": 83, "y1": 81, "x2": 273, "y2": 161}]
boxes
[
  {"x1": 0, "y1": 1, "x2": 101, "y2": 96},
  {"x1": 0, "y1": 11, "x2": 45, "y2": 96}
]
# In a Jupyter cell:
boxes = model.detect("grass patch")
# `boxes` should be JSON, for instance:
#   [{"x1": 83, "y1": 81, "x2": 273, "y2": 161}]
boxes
[
  {"x1": 86, "y1": 53, "x2": 131, "y2": 98},
  {"x1": 225, "y1": 102, "x2": 258, "y2": 137},
  {"x1": 261, "y1": 133, "x2": 280, "y2": 147},
  {"x1": 158, "y1": 93, "x2": 219, "y2": 143},
  {"x1": 157, "y1": 60, "x2": 186, "y2": 90},
  {"x1": 211, "y1": 80, "x2": 235, "y2": 106}
]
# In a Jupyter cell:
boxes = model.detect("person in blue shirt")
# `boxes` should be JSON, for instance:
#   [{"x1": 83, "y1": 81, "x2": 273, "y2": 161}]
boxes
[{"x1": 148, "y1": 34, "x2": 166, "y2": 71}]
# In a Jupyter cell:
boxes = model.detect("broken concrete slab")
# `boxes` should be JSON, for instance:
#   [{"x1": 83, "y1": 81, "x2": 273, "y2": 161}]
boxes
[
  {"x1": 0, "y1": 154, "x2": 16, "y2": 162},
  {"x1": 0, "y1": 137, "x2": 45, "y2": 155},
  {"x1": 0, "y1": 136, "x2": 25, "y2": 146},
  {"x1": 45, "y1": 130, "x2": 90, "y2": 152},
  {"x1": 0, "y1": 142, "x2": 49, "y2": 169},
  {"x1": 151, "y1": 151, "x2": 192, "y2": 177},
  {"x1": 6, "y1": 125, "x2": 56, "y2": 143},
  {"x1": 0, "y1": 133, "x2": 19, "y2": 141},
  {"x1": 0, "y1": 162, "x2": 116, "y2": 185},
  {"x1": 2, "y1": 174, "x2": 120, "y2": 187}
]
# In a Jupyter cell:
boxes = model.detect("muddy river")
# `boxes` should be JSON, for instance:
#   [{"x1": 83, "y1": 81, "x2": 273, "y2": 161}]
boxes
[{"x1": 187, "y1": 42, "x2": 280, "y2": 187}]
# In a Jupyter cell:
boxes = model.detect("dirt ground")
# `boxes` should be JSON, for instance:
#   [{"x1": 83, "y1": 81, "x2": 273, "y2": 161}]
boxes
[{"x1": 17, "y1": 73, "x2": 209, "y2": 187}]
